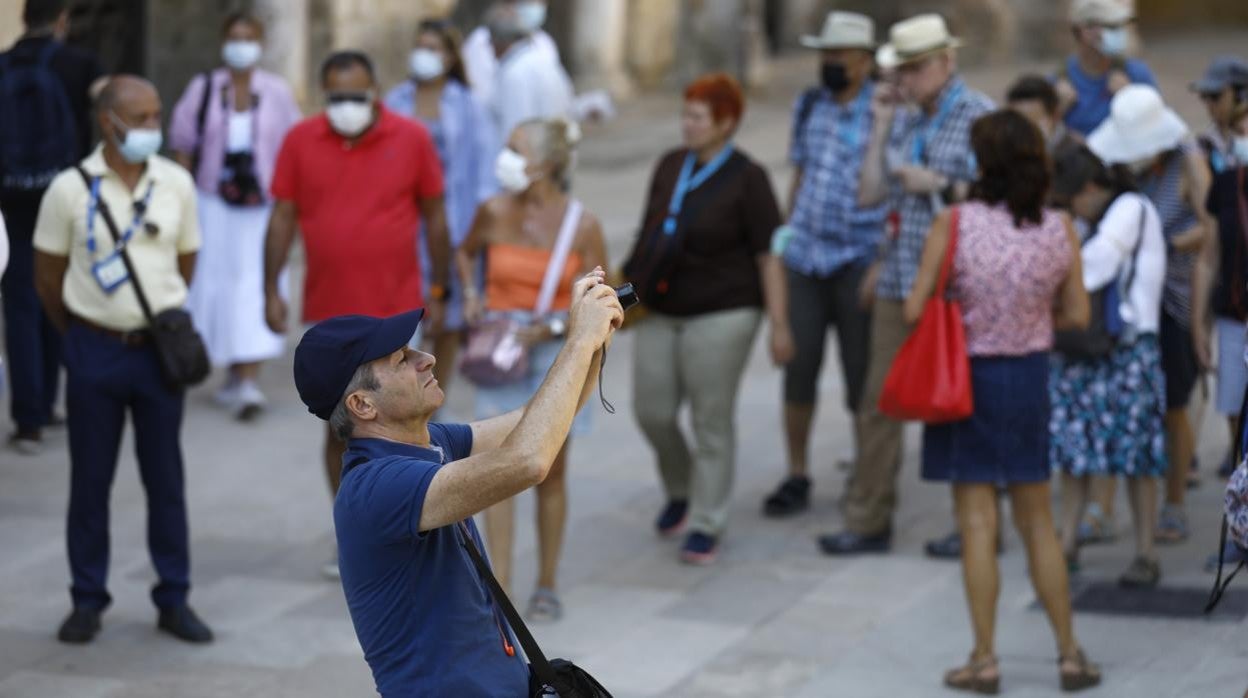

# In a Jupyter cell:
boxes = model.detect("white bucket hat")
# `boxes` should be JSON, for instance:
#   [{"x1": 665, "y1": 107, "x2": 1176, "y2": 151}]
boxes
[
  {"x1": 800, "y1": 11, "x2": 876, "y2": 51},
  {"x1": 876, "y1": 13, "x2": 963, "y2": 70},
  {"x1": 1087, "y1": 85, "x2": 1189, "y2": 164}
]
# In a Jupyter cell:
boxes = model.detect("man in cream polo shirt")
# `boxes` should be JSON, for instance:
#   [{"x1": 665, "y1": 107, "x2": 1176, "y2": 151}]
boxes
[{"x1": 32, "y1": 75, "x2": 213, "y2": 646}]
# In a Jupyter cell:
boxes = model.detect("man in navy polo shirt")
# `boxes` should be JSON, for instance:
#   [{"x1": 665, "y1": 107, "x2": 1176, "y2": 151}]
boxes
[{"x1": 293, "y1": 267, "x2": 622, "y2": 697}]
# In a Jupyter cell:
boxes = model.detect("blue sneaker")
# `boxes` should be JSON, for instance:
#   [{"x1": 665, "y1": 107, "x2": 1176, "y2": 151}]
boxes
[
  {"x1": 680, "y1": 531, "x2": 718, "y2": 565},
  {"x1": 655, "y1": 500, "x2": 688, "y2": 538}
]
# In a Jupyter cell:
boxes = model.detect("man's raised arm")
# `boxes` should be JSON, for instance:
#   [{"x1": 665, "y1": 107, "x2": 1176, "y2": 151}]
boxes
[{"x1": 418, "y1": 270, "x2": 621, "y2": 531}]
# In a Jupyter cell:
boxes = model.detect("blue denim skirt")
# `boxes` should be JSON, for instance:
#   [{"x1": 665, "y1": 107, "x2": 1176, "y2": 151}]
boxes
[{"x1": 921, "y1": 352, "x2": 1051, "y2": 484}]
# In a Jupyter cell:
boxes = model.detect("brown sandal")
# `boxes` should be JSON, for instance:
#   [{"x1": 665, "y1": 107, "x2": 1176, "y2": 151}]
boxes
[
  {"x1": 944, "y1": 654, "x2": 1000, "y2": 695},
  {"x1": 1059, "y1": 649, "x2": 1101, "y2": 692}
]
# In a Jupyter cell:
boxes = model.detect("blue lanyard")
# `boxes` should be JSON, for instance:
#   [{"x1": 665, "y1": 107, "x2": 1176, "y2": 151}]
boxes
[
  {"x1": 910, "y1": 80, "x2": 964, "y2": 164},
  {"x1": 836, "y1": 85, "x2": 872, "y2": 155},
  {"x1": 86, "y1": 176, "x2": 155, "y2": 257},
  {"x1": 663, "y1": 144, "x2": 735, "y2": 235}
]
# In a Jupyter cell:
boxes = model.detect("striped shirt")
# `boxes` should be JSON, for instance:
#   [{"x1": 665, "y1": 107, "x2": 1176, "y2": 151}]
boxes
[{"x1": 1138, "y1": 143, "x2": 1199, "y2": 327}]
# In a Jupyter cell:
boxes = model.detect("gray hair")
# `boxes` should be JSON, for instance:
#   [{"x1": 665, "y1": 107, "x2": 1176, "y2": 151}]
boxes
[
  {"x1": 485, "y1": 3, "x2": 527, "y2": 48},
  {"x1": 328, "y1": 363, "x2": 380, "y2": 441}
]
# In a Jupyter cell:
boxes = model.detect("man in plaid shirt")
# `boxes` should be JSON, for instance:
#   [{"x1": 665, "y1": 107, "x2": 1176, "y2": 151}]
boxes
[
  {"x1": 761, "y1": 11, "x2": 889, "y2": 520},
  {"x1": 819, "y1": 13, "x2": 994, "y2": 556}
]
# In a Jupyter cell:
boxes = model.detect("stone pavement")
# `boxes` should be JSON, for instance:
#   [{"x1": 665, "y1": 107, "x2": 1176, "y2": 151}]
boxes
[{"x1": 3, "y1": 30, "x2": 1248, "y2": 698}]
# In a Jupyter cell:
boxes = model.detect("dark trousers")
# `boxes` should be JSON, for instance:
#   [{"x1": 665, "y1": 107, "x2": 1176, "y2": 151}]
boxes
[
  {"x1": 1, "y1": 199, "x2": 61, "y2": 432},
  {"x1": 63, "y1": 322, "x2": 190, "y2": 610},
  {"x1": 783, "y1": 264, "x2": 872, "y2": 411}
]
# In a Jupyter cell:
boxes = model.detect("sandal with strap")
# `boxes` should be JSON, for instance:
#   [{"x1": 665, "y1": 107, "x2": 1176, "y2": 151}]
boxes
[
  {"x1": 1155, "y1": 504, "x2": 1189, "y2": 544},
  {"x1": 526, "y1": 587, "x2": 563, "y2": 623},
  {"x1": 1058, "y1": 649, "x2": 1101, "y2": 692},
  {"x1": 943, "y1": 654, "x2": 1000, "y2": 695}
]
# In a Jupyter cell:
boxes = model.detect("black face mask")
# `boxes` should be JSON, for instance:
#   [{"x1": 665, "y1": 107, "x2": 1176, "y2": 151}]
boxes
[{"x1": 821, "y1": 62, "x2": 849, "y2": 93}]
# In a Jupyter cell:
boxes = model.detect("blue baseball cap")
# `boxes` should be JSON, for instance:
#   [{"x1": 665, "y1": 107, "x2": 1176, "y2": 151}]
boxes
[
  {"x1": 294, "y1": 310, "x2": 424, "y2": 420},
  {"x1": 1191, "y1": 56, "x2": 1248, "y2": 94}
]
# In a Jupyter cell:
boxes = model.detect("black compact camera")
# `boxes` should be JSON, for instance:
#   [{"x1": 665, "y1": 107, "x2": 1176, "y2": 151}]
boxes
[{"x1": 614, "y1": 283, "x2": 639, "y2": 311}]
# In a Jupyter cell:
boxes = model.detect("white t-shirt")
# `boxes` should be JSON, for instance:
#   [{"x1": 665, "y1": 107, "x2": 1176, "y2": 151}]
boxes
[
  {"x1": 462, "y1": 27, "x2": 562, "y2": 110},
  {"x1": 1080, "y1": 192, "x2": 1166, "y2": 334},
  {"x1": 0, "y1": 209, "x2": 8, "y2": 283},
  {"x1": 490, "y1": 38, "x2": 574, "y2": 143},
  {"x1": 226, "y1": 110, "x2": 252, "y2": 153}
]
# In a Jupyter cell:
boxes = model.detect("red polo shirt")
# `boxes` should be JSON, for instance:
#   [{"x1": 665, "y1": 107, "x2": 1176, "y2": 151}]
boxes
[{"x1": 271, "y1": 106, "x2": 444, "y2": 322}]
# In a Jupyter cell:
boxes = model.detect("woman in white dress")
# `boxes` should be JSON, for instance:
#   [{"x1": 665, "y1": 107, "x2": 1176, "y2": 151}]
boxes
[{"x1": 170, "y1": 12, "x2": 301, "y2": 419}]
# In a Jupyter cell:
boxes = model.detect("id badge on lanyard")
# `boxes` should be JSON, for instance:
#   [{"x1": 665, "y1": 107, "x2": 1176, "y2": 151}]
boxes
[{"x1": 92, "y1": 251, "x2": 129, "y2": 294}]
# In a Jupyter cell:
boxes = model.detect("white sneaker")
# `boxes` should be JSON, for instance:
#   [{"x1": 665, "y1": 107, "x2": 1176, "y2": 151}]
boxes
[
  {"x1": 9, "y1": 433, "x2": 42, "y2": 456},
  {"x1": 234, "y1": 381, "x2": 266, "y2": 421},
  {"x1": 321, "y1": 558, "x2": 340, "y2": 580}
]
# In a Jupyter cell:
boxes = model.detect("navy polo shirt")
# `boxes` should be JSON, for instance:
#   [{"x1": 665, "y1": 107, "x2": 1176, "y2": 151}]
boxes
[{"x1": 335, "y1": 425, "x2": 530, "y2": 697}]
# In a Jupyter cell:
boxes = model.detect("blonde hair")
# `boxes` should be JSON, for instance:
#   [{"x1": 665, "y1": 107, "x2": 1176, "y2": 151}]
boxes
[{"x1": 515, "y1": 116, "x2": 580, "y2": 187}]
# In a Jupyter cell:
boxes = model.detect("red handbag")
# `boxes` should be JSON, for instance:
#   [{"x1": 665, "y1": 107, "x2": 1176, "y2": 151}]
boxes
[{"x1": 878, "y1": 207, "x2": 973, "y2": 423}]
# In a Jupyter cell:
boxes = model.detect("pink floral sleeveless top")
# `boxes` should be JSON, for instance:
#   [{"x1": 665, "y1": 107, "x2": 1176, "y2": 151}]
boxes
[{"x1": 950, "y1": 202, "x2": 1071, "y2": 357}]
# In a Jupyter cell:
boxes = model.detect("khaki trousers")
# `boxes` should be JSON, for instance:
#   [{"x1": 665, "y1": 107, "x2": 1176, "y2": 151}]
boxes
[
  {"x1": 632, "y1": 307, "x2": 762, "y2": 535},
  {"x1": 842, "y1": 298, "x2": 910, "y2": 534}
]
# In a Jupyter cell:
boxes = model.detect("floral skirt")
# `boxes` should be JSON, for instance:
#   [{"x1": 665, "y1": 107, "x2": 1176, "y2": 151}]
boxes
[{"x1": 1049, "y1": 335, "x2": 1168, "y2": 477}]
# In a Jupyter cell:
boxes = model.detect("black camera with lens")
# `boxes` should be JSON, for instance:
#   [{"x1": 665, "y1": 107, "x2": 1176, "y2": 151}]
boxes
[{"x1": 614, "y1": 283, "x2": 639, "y2": 311}]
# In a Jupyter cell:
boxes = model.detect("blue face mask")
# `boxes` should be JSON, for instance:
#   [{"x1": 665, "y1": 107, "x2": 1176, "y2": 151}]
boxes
[
  {"x1": 516, "y1": 1, "x2": 547, "y2": 32},
  {"x1": 110, "y1": 112, "x2": 162, "y2": 163},
  {"x1": 1098, "y1": 27, "x2": 1128, "y2": 58}
]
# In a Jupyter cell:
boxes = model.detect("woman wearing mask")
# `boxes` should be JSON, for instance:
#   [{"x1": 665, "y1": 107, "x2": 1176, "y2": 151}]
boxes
[
  {"x1": 385, "y1": 19, "x2": 496, "y2": 394},
  {"x1": 909, "y1": 111, "x2": 1096, "y2": 694},
  {"x1": 1195, "y1": 104, "x2": 1248, "y2": 485},
  {"x1": 1051, "y1": 144, "x2": 1169, "y2": 588},
  {"x1": 457, "y1": 117, "x2": 605, "y2": 621},
  {"x1": 624, "y1": 73, "x2": 790, "y2": 565},
  {"x1": 1088, "y1": 85, "x2": 1214, "y2": 547},
  {"x1": 171, "y1": 12, "x2": 301, "y2": 420}
]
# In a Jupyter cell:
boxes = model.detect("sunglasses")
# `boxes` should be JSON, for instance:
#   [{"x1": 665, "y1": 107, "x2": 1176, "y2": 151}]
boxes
[
  {"x1": 1200, "y1": 91, "x2": 1226, "y2": 102},
  {"x1": 326, "y1": 92, "x2": 372, "y2": 104}
]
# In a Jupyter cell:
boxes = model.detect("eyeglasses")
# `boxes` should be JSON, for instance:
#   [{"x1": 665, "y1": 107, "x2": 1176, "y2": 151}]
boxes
[
  {"x1": 326, "y1": 92, "x2": 372, "y2": 104},
  {"x1": 1200, "y1": 91, "x2": 1225, "y2": 102}
]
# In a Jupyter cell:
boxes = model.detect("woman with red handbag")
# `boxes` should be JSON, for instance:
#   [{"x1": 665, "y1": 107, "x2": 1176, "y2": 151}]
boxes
[{"x1": 905, "y1": 111, "x2": 1098, "y2": 693}]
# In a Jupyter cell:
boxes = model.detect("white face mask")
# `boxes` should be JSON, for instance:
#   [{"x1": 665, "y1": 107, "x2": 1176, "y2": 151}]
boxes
[
  {"x1": 495, "y1": 148, "x2": 531, "y2": 192},
  {"x1": 109, "y1": 112, "x2": 162, "y2": 163},
  {"x1": 326, "y1": 100, "x2": 374, "y2": 137},
  {"x1": 408, "y1": 48, "x2": 445, "y2": 82},
  {"x1": 222, "y1": 40, "x2": 262, "y2": 70},
  {"x1": 516, "y1": 1, "x2": 547, "y2": 32},
  {"x1": 1234, "y1": 136, "x2": 1248, "y2": 166},
  {"x1": 1098, "y1": 27, "x2": 1129, "y2": 58}
]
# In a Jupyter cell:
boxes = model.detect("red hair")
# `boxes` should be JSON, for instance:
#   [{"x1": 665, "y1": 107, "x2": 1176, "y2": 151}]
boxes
[{"x1": 684, "y1": 72, "x2": 745, "y2": 126}]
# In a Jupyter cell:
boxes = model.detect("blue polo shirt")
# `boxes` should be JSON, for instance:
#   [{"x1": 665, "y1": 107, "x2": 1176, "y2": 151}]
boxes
[
  {"x1": 335, "y1": 425, "x2": 530, "y2": 697},
  {"x1": 1060, "y1": 54, "x2": 1158, "y2": 136}
]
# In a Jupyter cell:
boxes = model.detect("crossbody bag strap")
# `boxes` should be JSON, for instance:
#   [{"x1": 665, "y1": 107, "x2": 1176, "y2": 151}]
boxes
[
  {"x1": 456, "y1": 521, "x2": 559, "y2": 690},
  {"x1": 935, "y1": 206, "x2": 959, "y2": 296},
  {"x1": 1119, "y1": 198, "x2": 1148, "y2": 297},
  {"x1": 533, "y1": 198, "x2": 583, "y2": 316},
  {"x1": 73, "y1": 165, "x2": 157, "y2": 326},
  {"x1": 190, "y1": 70, "x2": 214, "y2": 176}
]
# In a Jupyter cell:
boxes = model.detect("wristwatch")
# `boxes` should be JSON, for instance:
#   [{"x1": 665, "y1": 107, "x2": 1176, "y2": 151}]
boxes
[
  {"x1": 428, "y1": 283, "x2": 450, "y2": 302},
  {"x1": 547, "y1": 317, "x2": 567, "y2": 338}
]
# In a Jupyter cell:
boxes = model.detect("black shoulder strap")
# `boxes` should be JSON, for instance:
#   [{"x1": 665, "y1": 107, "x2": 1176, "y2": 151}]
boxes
[
  {"x1": 73, "y1": 165, "x2": 157, "y2": 326},
  {"x1": 456, "y1": 521, "x2": 559, "y2": 690},
  {"x1": 1206, "y1": 386, "x2": 1248, "y2": 614},
  {"x1": 1119, "y1": 197, "x2": 1148, "y2": 296}
]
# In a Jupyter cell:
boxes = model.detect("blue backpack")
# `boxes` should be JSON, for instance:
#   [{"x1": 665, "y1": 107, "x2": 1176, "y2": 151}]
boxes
[{"x1": 0, "y1": 42, "x2": 78, "y2": 191}]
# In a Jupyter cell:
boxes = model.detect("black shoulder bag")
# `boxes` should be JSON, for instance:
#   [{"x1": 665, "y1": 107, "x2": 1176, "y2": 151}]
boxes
[
  {"x1": 623, "y1": 152, "x2": 746, "y2": 305},
  {"x1": 74, "y1": 166, "x2": 211, "y2": 390},
  {"x1": 1054, "y1": 201, "x2": 1146, "y2": 360},
  {"x1": 456, "y1": 522, "x2": 612, "y2": 697}
]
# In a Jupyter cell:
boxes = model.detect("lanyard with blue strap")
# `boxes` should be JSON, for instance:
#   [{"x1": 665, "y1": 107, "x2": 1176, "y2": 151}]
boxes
[
  {"x1": 663, "y1": 144, "x2": 735, "y2": 235},
  {"x1": 909, "y1": 79, "x2": 964, "y2": 165},
  {"x1": 837, "y1": 84, "x2": 872, "y2": 155},
  {"x1": 85, "y1": 175, "x2": 155, "y2": 294}
]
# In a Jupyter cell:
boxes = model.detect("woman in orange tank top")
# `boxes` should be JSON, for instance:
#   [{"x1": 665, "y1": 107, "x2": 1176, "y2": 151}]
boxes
[{"x1": 456, "y1": 117, "x2": 606, "y2": 622}]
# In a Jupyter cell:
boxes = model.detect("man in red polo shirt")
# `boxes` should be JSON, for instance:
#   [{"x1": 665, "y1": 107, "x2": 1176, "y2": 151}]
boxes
[{"x1": 264, "y1": 51, "x2": 451, "y2": 577}]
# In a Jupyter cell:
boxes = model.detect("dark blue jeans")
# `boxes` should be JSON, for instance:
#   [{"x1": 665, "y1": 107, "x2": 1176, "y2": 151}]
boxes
[
  {"x1": 63, "y1": 322, "x2": 190, "y2": 610},
  {"x1": 1, "y1": 198, "x2": 61, "y2": 432}
]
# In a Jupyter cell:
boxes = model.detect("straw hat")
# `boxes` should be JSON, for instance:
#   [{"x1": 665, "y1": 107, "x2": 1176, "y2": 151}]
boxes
[
  {"x1": 876, "y1": 14, "x2": 963, "y2": 70},
  {"x1": 800, "y1": 11, "x2": 876, "y2": 51},
  {"x1": 1087, "y1": 85, "x2": 1189, "y2": 164}
]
